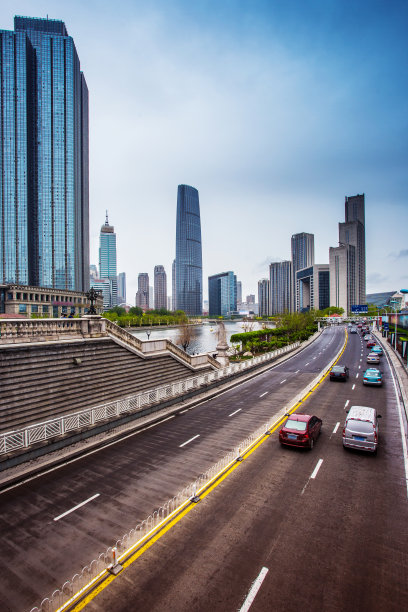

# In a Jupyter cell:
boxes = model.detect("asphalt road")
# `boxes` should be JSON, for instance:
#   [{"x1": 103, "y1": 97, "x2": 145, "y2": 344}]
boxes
[
  {"x1": 83, "y1": 327, "x2": 407, "y2": 612},
  {"x1": 1, "y1": 326, "x2": 406, "y2": 611}
]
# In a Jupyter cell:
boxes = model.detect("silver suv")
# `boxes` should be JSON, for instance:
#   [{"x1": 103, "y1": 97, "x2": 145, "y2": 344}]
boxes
[{"x1": 342, "y1": 406, "x2": 381, "y2": 454}]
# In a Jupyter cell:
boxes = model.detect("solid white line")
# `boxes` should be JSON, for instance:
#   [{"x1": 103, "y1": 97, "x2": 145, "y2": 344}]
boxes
[
  {"x1": 179, "y1": 434, "x2": 200, "y2": 448},
  {"x1": 259, "y1": 392, "x2": 268, "y2": 398},
  {"x1": 352, "y1": 384, "x2": 356, "y2": 390},
  {"x1": 279, "y1": 379, "x2": 287, "y2": 384},
  {"x1": 229, "y1": 409, "x2": 242, "y2": 417},
  {"x1": 344, "y1": 399, "x2": 349, "y2": 409},
  {"x1": 356, "y1": 373, "x2": 359, "y2": 378},
  {"x1": 239, "y1": 567, "x2": 269, "y2": 612},
  {"x1": 310, "y1": 459, "x2": 323, "y2": 479},
  {"x1": 54, "y1": 494, "x2": 100, "y2": 522},
  {"x1": 333, "y1": 422, "x2": 340, "y2": 434}
]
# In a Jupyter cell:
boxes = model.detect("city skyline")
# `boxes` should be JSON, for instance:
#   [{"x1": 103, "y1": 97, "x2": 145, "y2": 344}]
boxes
[{"x1": 0, "y1": 2, "x2": 406, "y2": 303}]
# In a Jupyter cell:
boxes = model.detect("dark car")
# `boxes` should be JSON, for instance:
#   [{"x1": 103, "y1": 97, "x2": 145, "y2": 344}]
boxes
[
  {"x1": 279, "y1": 414, "x2": 322, "y2": 449},
  {"x1": 330, "y1": 365, "x2": 349, "y2": 381},
  {"x1": 367, "y1": 340, "x2": 376, "y2": 349}
]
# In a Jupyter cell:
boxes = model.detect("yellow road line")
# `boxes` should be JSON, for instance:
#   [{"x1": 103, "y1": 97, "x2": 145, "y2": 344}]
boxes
[{"x1": 64, "y1": 328, "x2": 348, "y2": 611}]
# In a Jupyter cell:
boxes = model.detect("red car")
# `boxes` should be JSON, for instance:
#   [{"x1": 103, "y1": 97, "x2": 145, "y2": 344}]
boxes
[
  {"x1": 367, "y1": 340, "x2": 376, "y2": 349},
  {"x1": 279, "y1": 414, "x2": 322, "y2": 450}
]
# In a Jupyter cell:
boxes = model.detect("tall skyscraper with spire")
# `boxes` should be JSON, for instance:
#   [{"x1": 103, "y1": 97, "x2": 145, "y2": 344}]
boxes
[
  {"x1": 175, "y1": 185, "x2": 203, "y2": 315},
  {"x1": 99, "y1": 212, "x2": 117, "y2": 307},
  {"x1": 0, "y1": 16, "x2": 89, "y2": 291}
]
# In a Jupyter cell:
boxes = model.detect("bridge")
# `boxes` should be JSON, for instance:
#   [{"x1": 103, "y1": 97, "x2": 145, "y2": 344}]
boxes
[{"x1": 0, "y1": 320, "x2": 407, "y2": 611}]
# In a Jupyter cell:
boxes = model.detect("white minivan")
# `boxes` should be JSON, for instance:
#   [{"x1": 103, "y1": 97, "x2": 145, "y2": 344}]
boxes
[{"x1": 342, "y1": 406, "x2": 382, "y2": 453}]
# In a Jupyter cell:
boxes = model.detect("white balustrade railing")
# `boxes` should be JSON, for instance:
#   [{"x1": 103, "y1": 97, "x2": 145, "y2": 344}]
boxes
[{"x1": 0, "y1": 342, "x2": 300, "y2": 457}]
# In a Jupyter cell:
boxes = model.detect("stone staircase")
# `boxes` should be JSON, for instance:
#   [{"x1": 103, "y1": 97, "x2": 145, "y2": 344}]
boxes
[{"x1": 0, "y1": 338, "x2": 200, "y2": 433}]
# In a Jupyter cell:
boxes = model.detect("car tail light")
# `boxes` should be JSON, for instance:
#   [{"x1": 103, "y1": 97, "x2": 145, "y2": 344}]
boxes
[
  {"x1": 374, "y1": 430, "x2": 378, "y2": 443},
  {"x1": 342, "y1": 427, "x2": 345, "y2": 437}
]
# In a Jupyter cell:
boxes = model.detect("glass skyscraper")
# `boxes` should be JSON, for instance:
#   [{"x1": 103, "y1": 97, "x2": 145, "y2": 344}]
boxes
[
  {"x1": 208, "y1": 271, "x2": 237, "y2": 317},
  {"x1": 0, "y1": 16, "x2": 89, "y2": 291},
  {"x1": 175, "y1": 185, "x2": 202, "y2": 315},
  {"x1": 99, "y1": 213, "x2": 117, "y2": 307},
  {"x1": 291, "y1": 232, "x2": 314, "y2": 312}
]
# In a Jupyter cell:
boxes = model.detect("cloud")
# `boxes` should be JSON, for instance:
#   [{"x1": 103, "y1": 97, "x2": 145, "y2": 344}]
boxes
[
  {"x1": 397, "y1": 249, "x2": 408, "y2": 258},
  {"x1": 367, "y1": 273, "x2": 388, "y2": 285}
]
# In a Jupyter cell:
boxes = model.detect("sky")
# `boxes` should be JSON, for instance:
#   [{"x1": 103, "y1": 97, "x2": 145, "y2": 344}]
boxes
[{"x1": 1, "y1": 0, "x2": 407, "y2": 303}]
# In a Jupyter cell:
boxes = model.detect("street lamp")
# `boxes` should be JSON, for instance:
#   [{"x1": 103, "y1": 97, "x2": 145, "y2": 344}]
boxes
[{"x1": 146, "y1": 329, "x2": 151, "y2": 340}]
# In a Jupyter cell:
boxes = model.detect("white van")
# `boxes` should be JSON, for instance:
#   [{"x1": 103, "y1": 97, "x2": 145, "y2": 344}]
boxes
[{"x1": 342, "y1": 406, "x2": 381, "y2": 453}]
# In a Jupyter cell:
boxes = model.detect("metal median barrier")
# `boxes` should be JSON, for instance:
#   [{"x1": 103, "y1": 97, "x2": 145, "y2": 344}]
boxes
[
  {"x1": 0, "y1": 343, "x2": 300, "y2": 458},
  {"x1": 28, "y1": 331, "x2": 346, "y2": 612}
]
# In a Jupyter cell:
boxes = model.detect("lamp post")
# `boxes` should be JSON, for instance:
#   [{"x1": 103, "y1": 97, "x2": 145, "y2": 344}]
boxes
[{"x1": 146, "y1": 328, "x2": 151, "y2": 340}]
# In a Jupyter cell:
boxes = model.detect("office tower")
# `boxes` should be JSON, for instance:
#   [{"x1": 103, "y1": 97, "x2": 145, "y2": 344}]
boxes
[
  {"x1": 246, "y1": 294, "x2": 255, "y2": 304},
  {"x1": 208, "y1": 271, "x2": 237, "y2": 317},
  {"x1": 154, "y1": 265, "x2": 167, "y2": 310},
  {"x1": 291, "y1": 233, "x2": 314, "y2": 312},
  {"x1": 258, "y1": 279, "x2": 270, "y2": 316},
  {"x1": 90, "y1": 278, "x2": 112, "y2": 310},
  {"x1": 343, "y1": 194, "x2": 366, "y2": 304},
  {"x1": 329, "y1": 194, "x2": 366, "y2": 314},
  {"x1": 117, "y1": 272, "x2": 126, "y2": 305},
  {"x1": 329, "y1": 245, "x2": 356, "y2": 313},
  {"x1": 172, "y1": 259, "x2": 176, "y2": 311},
  {"x1": 99, "y1": 213, "x2": 117, "y2": 307},
  {"x1": 269, "y1": 261, "x2": 292, "y2": 314},
  {"x1": 296, "y1": 264, "x2": 330, "y2": 311},
  {"x1": 237, "y1": 281, "x2": 242, "y2": 304},
  {"x1": 0, "y1": 16, "x2": 89, "y2": 290},
  {"x1": 175, "y1": 185, "x2": 203, "y2": 315},
  {"x1": 149, "y1": 286, "x2": 153, "y2": 309},
  {"x1": 136, "y1": 273, "x2": 149, "y2": 309}
]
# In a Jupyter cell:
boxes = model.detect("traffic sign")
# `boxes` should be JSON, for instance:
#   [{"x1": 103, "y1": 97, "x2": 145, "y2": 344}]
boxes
[{"x1": 351, "y1": 304, "x2": 368, "y2": 313}]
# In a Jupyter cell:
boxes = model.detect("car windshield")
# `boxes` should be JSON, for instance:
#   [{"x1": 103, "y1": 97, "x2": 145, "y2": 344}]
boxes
[
  {"x1": 331, "y1": 366, "x2": 344, "y2": 372},
  {"x1": 285, "y1": 419, "x2": 307, "y2": 431}
]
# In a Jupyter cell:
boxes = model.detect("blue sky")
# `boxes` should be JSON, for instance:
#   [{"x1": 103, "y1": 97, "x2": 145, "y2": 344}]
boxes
[{"x1": 2, "y1": 0, "x2": 407, "y2": 303}]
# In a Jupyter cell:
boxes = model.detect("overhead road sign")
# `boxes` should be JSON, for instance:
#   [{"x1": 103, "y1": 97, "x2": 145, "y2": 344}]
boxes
[{"x1": 351, "y1": 305, "x2": 368, "y2": 313}]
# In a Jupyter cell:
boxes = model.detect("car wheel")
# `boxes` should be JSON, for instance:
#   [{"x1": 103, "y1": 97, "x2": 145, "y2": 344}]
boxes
[{"x1": 309, "y1": 438, "x2": 314, "y2": 450}]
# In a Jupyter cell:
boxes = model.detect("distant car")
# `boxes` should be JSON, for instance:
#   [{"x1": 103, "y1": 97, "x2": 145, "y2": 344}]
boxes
[
  {"x1": 371, "y1": 345, "x2": 383, "y2": 356},
  {"x1": 279, "y1": 414, "x2": 322, "y2": 449},
  {"x1": 363, "y1": 368, "x2": 383, "y2": 386},
  {"x1": 343, "y1": 405, "x2": 381, "y2": 453},
  {"x1": 350, "y1": 327, "x2": 357, "y2": 334},
  {"x1": 363, "y1": 334, "x2": 372, "y2": 341},
  {"x1": 358, "y1": 324, "x2": 363, "y2": 328},
  {"x1": 367, "y1": 353, "x2": 380, "y2": 364},
  {"x1": 366, "y1": 340, "x2": 376, "y2": 349},
  {"x1": 330, "y1": 365, "x2": 349, "y2": 381}
]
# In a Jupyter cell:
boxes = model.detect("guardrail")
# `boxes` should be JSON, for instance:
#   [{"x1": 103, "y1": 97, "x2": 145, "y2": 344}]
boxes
[
  {"x1": 28, "y1": 330, "x2": 344, "y2": 612},
  {"x1": 0, "y1": 343, "x2": 300, "y2": 458}
]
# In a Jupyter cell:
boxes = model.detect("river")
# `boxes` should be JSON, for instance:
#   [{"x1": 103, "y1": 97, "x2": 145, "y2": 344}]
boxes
[{"x1": 130, "y1": 321, "x2": 272, "y2": 354}]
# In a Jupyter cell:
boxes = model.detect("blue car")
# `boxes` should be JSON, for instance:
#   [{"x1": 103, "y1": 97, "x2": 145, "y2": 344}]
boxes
[
  {"x1": 363, "y1": 368, "x2": 383, "y2": 386},
  {"x1": 371, "y1": 345, "x2": 383, "y2": 356}
]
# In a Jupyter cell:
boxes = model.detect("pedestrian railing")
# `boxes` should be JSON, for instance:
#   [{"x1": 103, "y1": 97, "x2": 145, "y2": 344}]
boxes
[
  {"x1": 0, "y1": 343, "x2": 300, "y2": 457},
  {"x1": 28, "y1": 331, "x2": 344, "y2": 612}
]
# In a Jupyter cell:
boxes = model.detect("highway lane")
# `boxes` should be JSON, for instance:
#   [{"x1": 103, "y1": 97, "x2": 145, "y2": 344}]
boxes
[
  {"x1": 0, "y1": 327, "x2": 346, "y2": 611},
  {"x1": 86, "y1": 326, "x2": 408, "y2": 612}
]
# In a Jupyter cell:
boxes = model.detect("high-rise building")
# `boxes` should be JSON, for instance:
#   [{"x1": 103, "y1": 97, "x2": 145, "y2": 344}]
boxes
[
  {"x1": 99, "y1": 213, "x2": 117, "y2": 308},
  {"x1": 117, "y1": 272, "x2": 126, "y2": 305},
  {"x1": 175, "y1": 185, "x2": 203, "y2": 315},
  {"x1": 291, "y1": 233, "x2": 314, "y2": 311},
  {"x1": 89, "y1": 265, "x2": 98, "y2": 281},
  {"x1": 237, "y1": 281, "x2": 242, "y2": 304},
  {"x1": 154, "y1": 265, "x2": 167, "y2": 310},
  {"x1": 296, "y1": 264, "x2": 330, "y2": 311},
  {"x1": 269, "y1": 261, "x2": 292, "y2": 314},
  {"x1": 246, "y1": 294, "x2": 255, "y2": 304},
  {"x1": 343, "y1": 193, "x2": 366, "y2": 304},
  {"x1": 258, "y1": 279, "x2": 270, "y2": 316},
  {"x1": 0, "y1": 16, "x2": 89, "y2": 291},
  {"x1": 329, "y1": 194, "x2": 366, "y2": 314},
  {"x1": 208, "y1": 271, "x2": 237, "y2": 317},
  {"x1": 171, "y1": 259, "x2": 176, "y2": 311},
  {"x1": 136, "y1": 273, "x2": 149, "y2": 309}
]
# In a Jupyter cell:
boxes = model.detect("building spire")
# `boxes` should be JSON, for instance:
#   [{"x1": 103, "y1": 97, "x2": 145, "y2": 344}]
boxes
[{"x1": 105, "y1": 210, "x2": 109, "y2": 225}]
